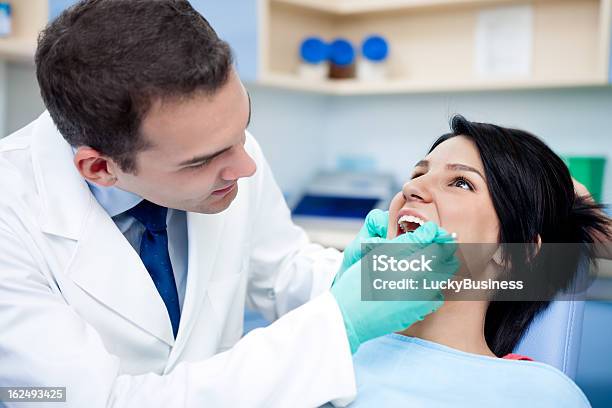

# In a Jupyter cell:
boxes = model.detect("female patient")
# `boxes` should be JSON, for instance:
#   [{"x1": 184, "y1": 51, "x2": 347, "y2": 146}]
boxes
[{"x1": 347, "y1": 116, "x2": 611, "y2": 407}]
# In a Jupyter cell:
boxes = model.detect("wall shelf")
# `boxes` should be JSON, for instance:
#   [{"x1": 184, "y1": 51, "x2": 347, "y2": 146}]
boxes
[
  {"x1": 272, "y1": 0, "x2": 530, "y2": 15},
  {"x1": 260, "y1": 0, "x2": 612, "y2": 94},
  {"x1": 258, "y1": 73, "x2": 609, "y2": 95}
]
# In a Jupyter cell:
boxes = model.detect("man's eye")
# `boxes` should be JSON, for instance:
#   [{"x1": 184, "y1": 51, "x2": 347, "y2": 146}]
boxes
[
  {"x1": 188, "y1": 161, "x2": 209, "y2": 170},
  {"x1": 411, "y1": 173, "x2": 424, "y2": 179},
  {"x1": 452, "y1": 177, "x2": 473, "y2": 191}
]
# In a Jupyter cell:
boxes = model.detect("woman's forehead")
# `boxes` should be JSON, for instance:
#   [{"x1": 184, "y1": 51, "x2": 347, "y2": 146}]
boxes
[{"x1": 424, "y1": 136, "x2": 483, "y2": 169}]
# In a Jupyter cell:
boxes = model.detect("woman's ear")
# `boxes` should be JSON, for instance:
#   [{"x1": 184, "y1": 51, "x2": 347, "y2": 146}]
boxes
[
  {"x1": 491, "y1": 235, "x2": 542, "y2": 267},
  {"x1": 491, "y1": 246, "x2": 506, "y2": 268},
  {"x1": 526, "y1": 234, "x2": 542, "y2": 261},
  {"x1": 534, "y1": 234, "x2": 542, "y2": 255}
]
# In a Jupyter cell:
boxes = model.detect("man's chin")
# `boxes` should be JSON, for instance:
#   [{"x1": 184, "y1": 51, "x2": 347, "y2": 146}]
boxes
[{"x1": 187, "y1": 186, "x2": 238, "y2": 214}]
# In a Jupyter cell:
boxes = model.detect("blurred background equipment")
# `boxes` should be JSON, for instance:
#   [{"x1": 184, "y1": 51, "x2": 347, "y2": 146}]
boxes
[
  {"x1": 291, "y1": 170, "x2": 396, "y2": 249},
  {"x1": 563, "y1": 156, "x2": 607, "y2": 203}
]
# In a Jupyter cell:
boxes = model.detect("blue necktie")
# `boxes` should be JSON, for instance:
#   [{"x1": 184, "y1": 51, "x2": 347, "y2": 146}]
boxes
[{"x1": 127, "y1": 200, "x2": 181, "y2": 338}]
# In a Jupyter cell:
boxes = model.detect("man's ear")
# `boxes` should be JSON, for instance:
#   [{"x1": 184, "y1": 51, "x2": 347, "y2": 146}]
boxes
[{"x1": 73, "y1": 147, "x2": 118, "y2": 187}]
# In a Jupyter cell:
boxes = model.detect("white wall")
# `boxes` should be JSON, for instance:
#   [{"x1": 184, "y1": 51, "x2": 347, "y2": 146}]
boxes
[
  {"x1": 0, "y1": 62, "x2": 6, "y2": 135},
  {"x1": 2, "y1": 64, "x2": 611, "y2": 202},
  {"x1": 4, "y1": 63, "x2": 45, "y2": 132},
  {"x1": 322, "y1": 87, "x2": 612, "y2": 203},
  {"x1": 245, "y1": 85, "x2": 331, "y2": 199}
]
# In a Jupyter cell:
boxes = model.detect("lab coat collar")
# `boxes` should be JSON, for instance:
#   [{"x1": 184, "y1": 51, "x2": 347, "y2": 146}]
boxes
[
  {"x1": 31, "y1": 111, "x2": 175, "y2": 345},
  {"x1": 31, "y1": 111, "x2": 91, "y2": 240}
]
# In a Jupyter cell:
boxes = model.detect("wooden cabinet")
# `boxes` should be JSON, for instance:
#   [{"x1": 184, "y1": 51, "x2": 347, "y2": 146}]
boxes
[{"x1": 260, "y1": 0, "x2": 612, "y2": 94}]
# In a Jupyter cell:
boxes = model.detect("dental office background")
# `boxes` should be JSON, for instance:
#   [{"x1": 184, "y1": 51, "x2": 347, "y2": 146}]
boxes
[{"x1": 0, "y1": 0, "x2": 610, "y2": 406}]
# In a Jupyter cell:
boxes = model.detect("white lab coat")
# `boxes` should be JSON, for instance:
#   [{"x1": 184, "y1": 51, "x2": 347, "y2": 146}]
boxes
[{"x1": 0, "y1": 112, "x2": 356, "y2": 407}]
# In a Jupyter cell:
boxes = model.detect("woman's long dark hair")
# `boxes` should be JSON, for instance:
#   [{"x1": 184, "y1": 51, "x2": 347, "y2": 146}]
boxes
[{"x1": 429, "y1": 116, "x2": 611, "y2": 357}]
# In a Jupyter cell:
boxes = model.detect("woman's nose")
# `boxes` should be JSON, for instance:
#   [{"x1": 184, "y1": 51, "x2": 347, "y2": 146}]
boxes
[{"x1": 402, "y1": 178, "x2": 432, "y2": 203}]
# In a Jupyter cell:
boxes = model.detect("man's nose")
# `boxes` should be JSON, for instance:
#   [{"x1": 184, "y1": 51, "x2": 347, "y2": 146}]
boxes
[{"x1": 220, "y1": 146, "x2": 257, "y2": 181}]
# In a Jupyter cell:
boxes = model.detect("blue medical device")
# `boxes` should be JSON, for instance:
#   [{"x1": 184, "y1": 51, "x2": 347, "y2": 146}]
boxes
[{"x1": 291, "y1": 171, "x2": 396, "y2": 248}]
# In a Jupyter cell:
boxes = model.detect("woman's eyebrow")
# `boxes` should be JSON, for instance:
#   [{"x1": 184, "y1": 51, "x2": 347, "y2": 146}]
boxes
[
  {"x1": 414, "y1": 160, "x2": 428, "y2": 168},
  {"x1": 447, "y1": 163, "x2": 485, "y2": 180},
  {"x1": 414, "y1": 160, "x2": 484, "y2": 180}
]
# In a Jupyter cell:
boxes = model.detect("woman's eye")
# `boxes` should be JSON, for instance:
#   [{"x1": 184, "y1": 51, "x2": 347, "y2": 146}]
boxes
[{"x1": 452, "y1": 177, "x2": 474, "y2": 191}]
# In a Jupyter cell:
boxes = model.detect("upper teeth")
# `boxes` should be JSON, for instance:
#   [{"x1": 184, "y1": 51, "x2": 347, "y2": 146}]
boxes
[{"x1": 397, "y1": 215, "x2": 426, "y2": 232}]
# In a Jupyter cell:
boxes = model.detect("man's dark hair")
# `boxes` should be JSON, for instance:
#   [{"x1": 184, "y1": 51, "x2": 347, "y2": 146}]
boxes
[
  {"x1": 35, "y1": 0, "x2": 233, "y2": 173},
  {"x1": 430, "y1": 116, "x2": 611, "y2": 357}
]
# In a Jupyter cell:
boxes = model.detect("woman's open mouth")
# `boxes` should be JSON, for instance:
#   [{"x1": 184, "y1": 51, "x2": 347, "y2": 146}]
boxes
[{"x1": 397, "y1": 214, "x2": 426, "y2": 236}]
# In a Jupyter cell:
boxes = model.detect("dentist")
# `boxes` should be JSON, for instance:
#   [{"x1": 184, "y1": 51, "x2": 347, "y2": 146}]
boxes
[{"x1": 0, "y1": 1, "x2": 456, "y2": 407}]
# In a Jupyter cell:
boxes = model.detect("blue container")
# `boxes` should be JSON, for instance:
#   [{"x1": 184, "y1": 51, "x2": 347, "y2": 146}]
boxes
[
  {"x1": 329, "y1": 38, "x2": 355, "y2": 67},
  {"x1": 300, "y1": 36, "x2": 329, "y2": 64},
  {"x1": 0, "y1": 3, "x2": 11, "y2": 37},
  {"x1": 362, "y1": 35, "x2": 389, "y2": 62}
]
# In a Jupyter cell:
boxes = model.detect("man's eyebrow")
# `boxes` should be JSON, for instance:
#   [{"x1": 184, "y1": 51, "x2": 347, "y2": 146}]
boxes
[
  {"x1": 179, "y1": 94, "x2": 252, "y2": 167},
  {"x1": 179, "y1": 146, "x2": 232, "y2": 167},
  {"x1": 415, "y1": 160, "x2": 429, "y2": 168},
  {"x1": 447, "y1": 163, "x2": 485, "y2": 180}
]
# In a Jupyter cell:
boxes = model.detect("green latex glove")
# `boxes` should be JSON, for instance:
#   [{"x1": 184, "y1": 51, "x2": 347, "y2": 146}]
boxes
[
  {"x1": 334, "y1": 209, "x2": 389, "y2": 285},
  {"x1": 331, "y1": 222, "x2": 459, "y2": 354}
]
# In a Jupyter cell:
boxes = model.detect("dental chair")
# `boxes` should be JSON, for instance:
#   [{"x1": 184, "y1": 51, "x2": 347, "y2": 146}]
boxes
[
  {"x1": 514, "y1": 299, "x2": 585, "y2": 379},
  {"x1": 514, "y1": 257, "x2": 589, "y2": 379}
]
